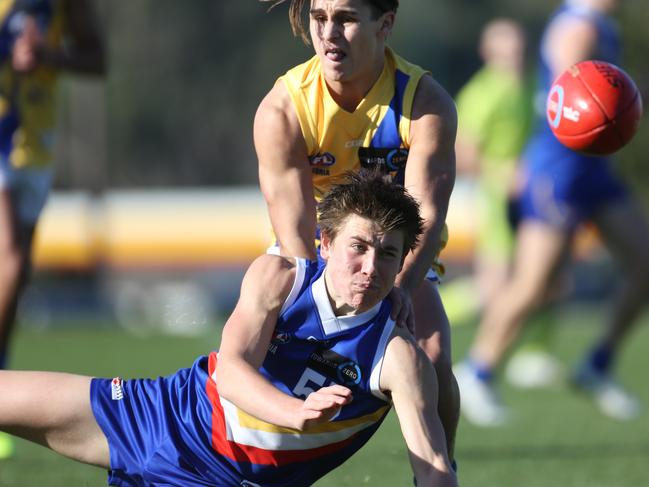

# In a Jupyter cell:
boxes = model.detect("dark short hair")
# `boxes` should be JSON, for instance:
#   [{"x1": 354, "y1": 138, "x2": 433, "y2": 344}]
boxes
[
  {"x1": 318, "y1": 171, "x2": 422, "y2": 259},
  {"x1": 261, "y1": 0, "x2": 398, "y2": 44}
]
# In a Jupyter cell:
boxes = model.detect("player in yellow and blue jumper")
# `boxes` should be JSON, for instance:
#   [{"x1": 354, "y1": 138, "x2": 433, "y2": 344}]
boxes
[{"x1": 0, "y1": 0, "x2": 104, "y2": 459}]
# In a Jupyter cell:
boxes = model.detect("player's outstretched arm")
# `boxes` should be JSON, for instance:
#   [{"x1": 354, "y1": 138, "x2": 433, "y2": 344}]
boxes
[
  {"x1": 216, "y1": 254, "x2": 351, "y2": 430},
  {"x1": 398, "y1": 74, "x2": 456, "y2": 292},
  {"x1": 255, "y1": 81, "x2": 318, "y2": 260},
  {"x1": 380, "y1": 327, "x2": 458, "y2": 486}
]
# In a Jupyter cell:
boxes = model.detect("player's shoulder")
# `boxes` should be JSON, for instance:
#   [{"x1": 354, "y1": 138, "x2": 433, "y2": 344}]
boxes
[
  {"x1": 386, "y1": 325, "x2": 419, "y2": 356},
  {"x1": 254, "y1": 78, "x2": 302, "y2": 142},
  {"x1": 380, "y1": 326, "x2": 429, "y2": 393},
  {"x1": 385, "y1": 327, "x2": 423, "y2": 373},
  {"x1": 259, "y1": 55, "x2": 319, "y2": 112},
  {"x1": 256, "y1": 79, "x2": 293, "y2": 120},
  {"x1": 243, "y1": 254, "x2": 300, "y2": 300},
  {"x1": 411, "y1": 71, "x2": 457, "y2": 125},
  {"x1": 248, "y1": 253, "x2": 297, "y2": 279}
]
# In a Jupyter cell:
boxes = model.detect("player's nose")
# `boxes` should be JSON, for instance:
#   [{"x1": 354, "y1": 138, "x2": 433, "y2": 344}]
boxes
[
  {"x1": 361, "y1": 251, "x2": 378, "y2": 276},
  {"x1": 322, "y1": 19, "x2": 341, "y2": 41}
]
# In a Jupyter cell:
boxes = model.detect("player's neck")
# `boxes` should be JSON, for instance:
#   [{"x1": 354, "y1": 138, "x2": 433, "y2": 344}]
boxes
[{"x1": 325, "y1": 57, "x2": 385, "y2": 113}]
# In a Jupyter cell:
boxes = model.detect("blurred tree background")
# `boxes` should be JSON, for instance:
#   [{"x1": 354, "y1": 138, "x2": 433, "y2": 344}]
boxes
[{"x1": 53, "y1": 0, "x2": 649, "y2": 199}]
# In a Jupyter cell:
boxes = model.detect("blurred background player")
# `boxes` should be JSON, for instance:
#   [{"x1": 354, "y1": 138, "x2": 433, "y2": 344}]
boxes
[
  {"x1": 448, "y1": 18, "x2": 562, "y2": 388},
  {"x1": 455, "y1": 0, "x2": 649, "y2": 427},
  {"x1": 0, "y1": 0, "x2": 105, "y2": 458},
  {"x1": 454, "y1": 18, "x2": 532, "y2": 311},
  {"x1": 255, "y1": 0, "x2": 459, "y2": 459}
]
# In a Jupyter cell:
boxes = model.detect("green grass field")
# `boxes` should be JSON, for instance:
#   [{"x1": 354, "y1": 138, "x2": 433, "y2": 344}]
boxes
[{"x1": 1, "y1": 305, "x2": 648, "y2": 486}]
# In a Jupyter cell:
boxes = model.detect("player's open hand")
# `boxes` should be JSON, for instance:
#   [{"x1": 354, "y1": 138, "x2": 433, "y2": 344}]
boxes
[
  {"x1": 388, "y1": 286, "x2": 415, "y2": 333},
  {"x1": 299, "y1": 385, "x2": 353, "y2": 430}
]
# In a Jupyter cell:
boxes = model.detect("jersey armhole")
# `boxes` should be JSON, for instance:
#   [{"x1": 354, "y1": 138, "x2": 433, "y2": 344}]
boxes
[
  {"x1": 369, "y1": 318, "x2": 397, "y2": 402},
  {"x1": 399, "y1": 70, "x2": 426, "y2": 147},
  {"x1": 279, "y1": 76, "x2": 318, "y2": 156},
  {"x1": 279, "y1": 257, "x2": 307, "y2": 315}
]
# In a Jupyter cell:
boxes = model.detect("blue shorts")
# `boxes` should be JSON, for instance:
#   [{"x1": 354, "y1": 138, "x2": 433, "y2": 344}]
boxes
[
  {"x1": 0, "y1": 162, "x2": 53, "y2": 225},
  {"x1": 516, "y1": 135, "x2": 628, "y2": 230},
  {"x1": 90, "y1": 356, "x2": 243, "y2": 486}
]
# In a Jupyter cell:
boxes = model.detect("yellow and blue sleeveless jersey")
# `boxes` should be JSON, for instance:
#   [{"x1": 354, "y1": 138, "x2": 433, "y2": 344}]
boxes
[
  {"x1": 0, "y1": 0, "x2": 65, "y2": 169},
  {"x1": 279, "y1": 48, "x2": 448, "y2": 271},
  {"x1": 280, "y1": 47, "x2": 425, "y2": 199}
]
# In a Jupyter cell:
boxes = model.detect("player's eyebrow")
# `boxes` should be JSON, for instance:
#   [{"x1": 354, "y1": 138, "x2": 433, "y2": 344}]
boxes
[
  {"x1": 309, "y1": 7, "x2": 359, "y2": 17},
  {"x1": 352, "y1": 236, "x2": 400, "y2": 254}
]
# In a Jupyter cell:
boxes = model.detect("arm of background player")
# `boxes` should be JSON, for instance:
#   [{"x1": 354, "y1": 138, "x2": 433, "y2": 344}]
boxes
[
  {"x1": 36, "y1": 0, "x2": 106, "y2": 75},
  {"x1": 216, "y1": 254, "x2": 351, "y2": 430},
  {"x1": 544, "y1": 14, "x2": 598, "y2": 77},
  {"x1": 255, "y1": 80, "x2": 319, "y2": 260},
  {"x1": 380, "y1": 326, "x2": 458, "y2": 486},
  {"x1": 397, "y1": 74, "x2": 457, "y2": 293}
]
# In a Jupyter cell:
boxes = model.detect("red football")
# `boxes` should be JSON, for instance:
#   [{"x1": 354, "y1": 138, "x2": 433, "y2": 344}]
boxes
[{"x1": 546, "y1": 60, "x2": 643, "y2": 155}]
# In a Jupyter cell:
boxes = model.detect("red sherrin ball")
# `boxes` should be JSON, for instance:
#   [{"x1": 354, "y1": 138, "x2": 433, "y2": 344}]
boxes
[{"x1": 546, "y1": 60, "x2": 643, "y2": 155}]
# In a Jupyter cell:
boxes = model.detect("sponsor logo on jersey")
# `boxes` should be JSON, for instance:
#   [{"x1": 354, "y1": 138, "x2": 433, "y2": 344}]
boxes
[
  {"x1": 111, "y1": 377, "x2": 124, "y2": 400},
  {"x1": 307, "y1": 347, "x2": 363, "y2": 387},
  {"x1": 358, "y1": 147, "x2": 408, "y2": 172},
  {"x1": 309, "y1": 152, "x2": 336, "y2": 166},
  {"x1": 337, "y1": 361, "x2": 362, "y2": 386},
  {"x1": 345, "y1": 139, "x2": 364, "y2": 148}
]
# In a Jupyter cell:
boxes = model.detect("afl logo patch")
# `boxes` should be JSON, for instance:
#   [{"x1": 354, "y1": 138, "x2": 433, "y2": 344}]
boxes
[
  {"x1": 309, "y1": 152, "x2": 336, "y2": 166},
  {"x1": 337, "y1": 361, "x2": 362, "y2": 386},
  {"x1": 272, "y1": 331, "x2": 292, "y2": 345}
]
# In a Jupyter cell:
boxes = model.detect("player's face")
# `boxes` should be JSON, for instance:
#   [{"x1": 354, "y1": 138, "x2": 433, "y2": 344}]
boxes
[
  {"x1": 320, "y1": 214, "x2": 404, "y2": 315},
  {"x1": 309, "y1": 0, "x2": 393, "y2": 86}
]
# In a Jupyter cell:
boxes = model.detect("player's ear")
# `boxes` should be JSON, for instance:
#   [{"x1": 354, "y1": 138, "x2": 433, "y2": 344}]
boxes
[
  {"x1": 320, "y1": 231, "x2": 332, "y2": 260},
  {"x1": 379, "y1": 12, "x2": 395, "y2": 37}
]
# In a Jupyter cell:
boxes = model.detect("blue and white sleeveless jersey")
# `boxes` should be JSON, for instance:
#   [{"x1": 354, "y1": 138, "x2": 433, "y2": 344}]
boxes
[
  {"x1": 91, "y1": 257, "x2": 397, "y2": 486},
  {"x1": 207, "y1": 258, "x2": 396, "y2": 485}
]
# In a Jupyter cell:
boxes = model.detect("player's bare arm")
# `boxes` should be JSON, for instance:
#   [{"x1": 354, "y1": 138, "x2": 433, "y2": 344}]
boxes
[
  {"x1": 216, "y1": 254, "x2": 352, "y2": 429},
  {"x1": 380, "y1": 326, "x2": 458, "y2": 486},
  {"x1": 255, "y1": 81, "x2": 319, "y2": 260},
  {"x1": 398, "y1": 74, "x2": 457, "y2": 293},
  {"x1": 545, "y1": 14, "x2": 598, "y2": 75}
]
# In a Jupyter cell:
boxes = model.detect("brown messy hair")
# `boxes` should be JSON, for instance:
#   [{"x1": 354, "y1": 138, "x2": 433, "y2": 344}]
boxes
[
  {"x1": 317, "y1": 171, "x2": 422, "y2": 259},
  {"x1": 261, "y1": 0, "x2": 399, "y2": 44}
]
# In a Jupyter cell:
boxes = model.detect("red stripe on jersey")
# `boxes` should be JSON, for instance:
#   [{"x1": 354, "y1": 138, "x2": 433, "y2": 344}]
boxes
[{"x1": 206, "y1": 351, "x2": 356, "y2": 466}]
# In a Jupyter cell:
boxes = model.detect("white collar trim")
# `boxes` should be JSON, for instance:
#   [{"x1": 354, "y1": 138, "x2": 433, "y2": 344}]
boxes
[{"x1": 311, "y1": 270, "x2": 382, "y2": 336}]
